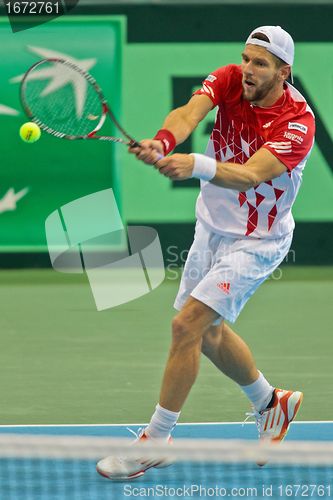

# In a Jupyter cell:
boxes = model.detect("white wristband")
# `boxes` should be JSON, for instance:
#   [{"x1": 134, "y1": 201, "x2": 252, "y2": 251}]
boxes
[{"x1": 190, "y1": 153, "x2": 217, "y2": 181}]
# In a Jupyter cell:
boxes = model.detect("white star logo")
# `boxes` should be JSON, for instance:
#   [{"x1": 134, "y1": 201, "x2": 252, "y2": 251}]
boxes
[
  {"x1": 0, "y1": 187, "x2": 29, "y2": 214},
  {"x1": 10, "y1": 46, "x2": 97, "y2": 119},
  {"x1": 0, "y1": 104, "x2": 19, "y2": 116}
]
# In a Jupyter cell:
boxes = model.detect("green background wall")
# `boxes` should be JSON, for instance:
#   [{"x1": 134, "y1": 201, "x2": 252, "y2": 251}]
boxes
[
  {"x1": 0, "y1": 3, "x2": 332, "y2": 264},
  {"x1": 0, "y1": 16, "x2": 123, "y2": 250}
]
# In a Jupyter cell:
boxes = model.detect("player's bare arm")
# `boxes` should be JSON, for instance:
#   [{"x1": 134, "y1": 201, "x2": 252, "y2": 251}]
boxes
[
  {"x1": 129, "y1": 94, "x2": 214, "y2": 164},
  {"x1": 159, "y1": 94, "x2": 214, "y2": 143},
  {"x1": 156, "y1": 147, "x2": 287, "y2": 191}
]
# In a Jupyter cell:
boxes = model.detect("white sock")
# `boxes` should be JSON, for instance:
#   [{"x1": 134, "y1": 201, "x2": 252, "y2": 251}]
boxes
[
  {"x1": 240, "y1": 371, "x2": 274, "y2": 412},
  {"x1": 145, "y1": 404, "x2": 181, "y2": 439}
]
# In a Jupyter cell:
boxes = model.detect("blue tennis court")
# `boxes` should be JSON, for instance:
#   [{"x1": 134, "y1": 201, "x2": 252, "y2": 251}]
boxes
[{"x1": 1, "y1": 421, "x2": 333, "y2": 439}]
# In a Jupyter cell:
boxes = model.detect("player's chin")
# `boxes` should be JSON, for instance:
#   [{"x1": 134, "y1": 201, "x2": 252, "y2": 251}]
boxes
[{"x1": 242, "y1": 85, "x2": 256, "y2": 101}]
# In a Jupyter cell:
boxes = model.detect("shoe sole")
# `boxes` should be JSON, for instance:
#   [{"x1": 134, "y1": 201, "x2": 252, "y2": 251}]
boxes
[
  {"x1": 96, "y1": 458, "x2": 169, "y2": 481},
  {"x1": 96, "y1": 463, "x2": 147, "y2": 481}
]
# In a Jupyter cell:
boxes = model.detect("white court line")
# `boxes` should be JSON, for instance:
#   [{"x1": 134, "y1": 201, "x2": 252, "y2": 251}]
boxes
[{"x1": 0, "y1": 421, "x2": 332, "y2": 428}]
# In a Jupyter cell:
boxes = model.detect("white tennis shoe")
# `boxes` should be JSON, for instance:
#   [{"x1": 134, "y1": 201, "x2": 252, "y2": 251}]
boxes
[
  {"x1": 247, "y1": 388, "x2": 303, "y2": 443},
  {"x1": 96, "y1": 428, "x2": 173, "y2": 481}
]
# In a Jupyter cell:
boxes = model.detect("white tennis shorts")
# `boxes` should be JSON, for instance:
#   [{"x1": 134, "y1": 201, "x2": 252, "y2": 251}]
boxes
[{"x1": 174, "y1": 220, "x2": 293, "y2": 323}]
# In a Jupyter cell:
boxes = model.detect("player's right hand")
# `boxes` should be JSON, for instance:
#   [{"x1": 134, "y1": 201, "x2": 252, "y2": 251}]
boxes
[{"x1": 128, "y1": 139, "x2": 164, "y2": 165}]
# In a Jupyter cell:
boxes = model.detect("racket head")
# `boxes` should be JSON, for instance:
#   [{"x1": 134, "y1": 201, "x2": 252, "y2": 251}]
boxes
[{"x1": 20, "y1": 58, "x2": 129, "y2": 143}]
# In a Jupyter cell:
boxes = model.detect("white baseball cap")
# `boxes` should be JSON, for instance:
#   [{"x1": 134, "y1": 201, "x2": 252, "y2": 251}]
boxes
[{"x1": 246, "y1": 26, "x2": 294, "y2": 82}]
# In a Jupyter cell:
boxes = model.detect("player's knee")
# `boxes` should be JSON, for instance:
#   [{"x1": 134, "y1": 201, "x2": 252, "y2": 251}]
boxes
[
  {"x1": 171, "y1": 315, "x2": 200, "y2": 347},
  {"x1": 171, "y1": 315, "x2": 190, "y2": 339}
]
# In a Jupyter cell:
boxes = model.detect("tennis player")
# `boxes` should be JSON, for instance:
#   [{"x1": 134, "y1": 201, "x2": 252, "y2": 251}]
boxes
[{"x1": 97, "y1": 26, "x2": 315, "y2": 480}]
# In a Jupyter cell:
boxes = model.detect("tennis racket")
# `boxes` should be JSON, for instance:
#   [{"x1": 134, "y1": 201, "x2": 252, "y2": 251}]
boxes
[{"x1": 20, "y1": 58, "x2": 140, "y2": 147}]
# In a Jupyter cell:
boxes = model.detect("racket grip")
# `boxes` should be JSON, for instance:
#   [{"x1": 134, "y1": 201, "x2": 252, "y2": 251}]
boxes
[{"x1": 155, "y1": 153, "x2": 164, "y2": 161}]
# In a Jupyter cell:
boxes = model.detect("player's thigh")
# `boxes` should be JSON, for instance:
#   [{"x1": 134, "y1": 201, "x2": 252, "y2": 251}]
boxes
[{"x1": 174, "y1": 221, "x2": 218, "y2": 310}]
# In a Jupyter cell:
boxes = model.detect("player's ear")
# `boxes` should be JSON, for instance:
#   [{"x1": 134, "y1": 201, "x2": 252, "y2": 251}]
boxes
[{"x1": 280, "y1": 64, "x2": 291, "y2": 82}]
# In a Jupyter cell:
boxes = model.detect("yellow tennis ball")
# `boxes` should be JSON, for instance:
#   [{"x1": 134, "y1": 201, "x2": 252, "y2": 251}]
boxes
[{"x1": 19, "y1": 122, "x2": 41, "y2": 143}]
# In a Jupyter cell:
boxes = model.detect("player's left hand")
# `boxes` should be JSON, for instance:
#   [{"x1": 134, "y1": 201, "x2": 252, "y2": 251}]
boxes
[
  {"x1": 128, "y1": 139, "x2": 164, "y2": 165},
  {"x1": 155, "y1": 154, "x2": 194, "y2": 180}
]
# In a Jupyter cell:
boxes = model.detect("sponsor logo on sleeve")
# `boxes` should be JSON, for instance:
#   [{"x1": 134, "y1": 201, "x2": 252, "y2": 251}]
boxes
[
  {"x1": 206, "y1": 74, "x2": 217, "y2": 83},
  {"x1": 288, "y1": 122, "x2": 308, "y2": 134},
  {"x1": 284, "y1": 131, "x2": 303, "y2": 144}
]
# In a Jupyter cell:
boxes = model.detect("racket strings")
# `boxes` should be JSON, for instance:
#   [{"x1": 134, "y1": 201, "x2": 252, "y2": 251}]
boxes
[{"x1": 22, "y1": 61, "x2": 104, "y2": 137}]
